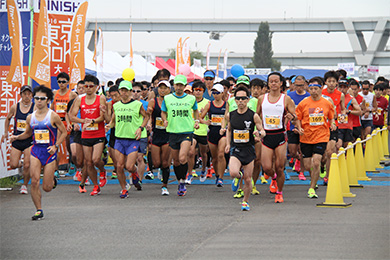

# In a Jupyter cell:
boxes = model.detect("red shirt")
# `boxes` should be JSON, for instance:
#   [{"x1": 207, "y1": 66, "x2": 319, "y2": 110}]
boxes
[
  {"x1": 80, "y1": 95, "x2": 105, "y2": 139},
  {"x1": 373, "y1": 96, "x2": 388, "y2": 126},
  {"x1": 322, "y1": 88, "x2": 342, "y2": 126},
  {"x1": 338, "y1": 94, "x2": 353, "y2": 130},
  {"x1": 351, "y1": 94, "x2": 363, "y2": 127}
]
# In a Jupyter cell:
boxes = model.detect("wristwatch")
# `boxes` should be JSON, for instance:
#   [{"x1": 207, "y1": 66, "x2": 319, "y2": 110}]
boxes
[
  {"x1": 139, "y1": 126, "x2": 144, "y2": 131},
  {"x1": 55, "y1": 144, "x2": 59, "y2": 149},
  {"x1": 92, "y1": 119, "x2": 95, "y2": 124}
]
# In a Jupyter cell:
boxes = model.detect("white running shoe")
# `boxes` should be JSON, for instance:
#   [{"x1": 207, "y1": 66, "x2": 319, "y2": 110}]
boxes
[
  {"x1": 161, "y1": 187, "x2": 169, "y2": 196},
  {"x1": 19, "y1": 185, "x2": 28, "y2": 194},
  {"x1": 85, "y1": 178, "x2": 90, "y2": 186}
]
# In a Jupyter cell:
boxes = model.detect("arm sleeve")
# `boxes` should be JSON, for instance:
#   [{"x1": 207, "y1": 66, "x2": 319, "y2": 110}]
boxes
[
  {"x1": 192, "y1": 100, "x2": 198, "y2": 110},
  {"x1": 161, "y1": 99, "x2": 167, "y2": 112}
]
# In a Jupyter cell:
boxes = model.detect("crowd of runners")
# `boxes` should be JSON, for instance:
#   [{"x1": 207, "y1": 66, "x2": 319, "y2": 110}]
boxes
[{"x1": 2, "y1": 68, "x2": 390, "y2": 219}]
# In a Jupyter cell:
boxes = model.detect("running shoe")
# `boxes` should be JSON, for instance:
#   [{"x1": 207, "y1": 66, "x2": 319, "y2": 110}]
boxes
[
  {"x1": 192, "y1": 169, "x2": 198, "y2": 178},
  {"x1": 18, "y1": 160, "x2": 24, "y2": 177},
  {"x1": 206, "y1": 167, "x2": 214, "y2": 178},
  {"x1": 241, "y1": 201, "x2": 250, "y2": 211},
  {"x1": 73, "y1": 170, "x2": 81, "y2": 181},
  {"x1": 19, "y1": 185, "x2": 28, "y2": 194},
  {"x1": 145, "y1": 171, "x2": 154, "y2": 180},
  {"x1": 79, "y1": 184, "x2": 87, "y2": 193},
  {"x1": 269, "y1": 179, "x2": 278, "y2": 194},
  {"x1": 99, "y1": 171, "x2": 107, "y2": 187},
  {"x1": 185, "y1": 173, "x2": 193, "y2": 185},
  {"x1": 120, "y1": 189, "x2": 129, "y2": 199},
  {"x1": 293, "y1": 159, "x2": 301, "y2": 172},
  {"x1": 54, "y1": 170, "x2": 60, "y2": 178},
  {"x1": 323, "y1": 177, "x2": 328, "y2": 186},
  {"x1": 199, "y1": 170, "x2": 207, "y2": 182},
  {"x1": 85, "y1": 178, "x2": 90, "y2": 186},
  {"x1": 298, "y1": 172, "x2": 306, "y2": 181},
  {"x1": 126, "y1": 182, "x2": 131, "y2": 191},
  {"x1": 285, "y1": 170, "x2": 291, "y2": 181},
  {"x1": 233, "y1": 189, "x2": 244, "y2": 199},
  {"x1": 260, "y1": 175, "x2": 268, "y2": 184},
  {"x1": 231, "y1": 172, "x2": 242, "y2": 192},
  {"x1": 132, "y1": 173, "x2": 142, "y2": 190},
  {"x1": 161, "y1": 187, "x2": 169, "y2": 196},
  {"x1": 177, "y1": 183, "x2": 187, "y2": 196},
  {"x1": 53, "y1": 176, "x2": 58, "y2": 189},
  {"x1": 31, "y1": 210, "x2": 44, "y2": 221},
  {"x1": 217, "y1": 178, "x2": 223, "y2": 187},
  {"x1": 275, "y1": 193, "x2": 284, "y2": 203},
  {"x1": 320, "y1": 166, "x2": 326, "y2": 178},
  {"x1": 111, "y1": 171, "x2": 117, "y2": 179},
  {"x1": 307, "y1": 188, "x2": 318, "y2": 199},
  {"x1": 90, "y1": 185, "x2": 101, "y2": 196},
  {"x1": 288, "y1": 158, "x2": 294, "y2": 167},
  {"x1": 157, "y1": 169, "x2": 162, "y2": 180},
  {"x1": 252, "y1": 187, "x2": 260, "y2": 195},
  {"x1": 315, "y1": 184, "x2": 319, "y2": 190}
]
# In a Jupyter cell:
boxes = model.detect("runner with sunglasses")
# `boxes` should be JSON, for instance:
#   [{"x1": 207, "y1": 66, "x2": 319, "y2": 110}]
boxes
[{"x1": 10, "y1": 85, "x2": 67, "y2": 220}]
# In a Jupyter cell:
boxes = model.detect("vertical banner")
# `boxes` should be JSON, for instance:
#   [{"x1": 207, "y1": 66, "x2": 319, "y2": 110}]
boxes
[
  {"x1": 223, "y1": 49, "x2": 228, "y2": 79},
  {"x1": 129, "y1": 24, "x2": 133, "y2": 68},
  {"x1": 216, "y1": 49, "x2": 221, "y2": 78},
  {"x1": 69, "y1": 1, "x2": 88, "y2": 89},
  {"x1": 92, "y1": 20, "x2": 97, "y2": 64},
  {"x1": 5, "y1": 0, "x2": 24, "y2": 87},
  {"x1": 175, "y1": 37, "x2": 182, "y2": 75},
  {"x1": 29, "y1": 0, "x2": 50, "y2": 87},
  {"x1": 206, "y1": 43, "x2": 211, "y2": 70},
  {"x1": 95, "y1": 27, "x2": 103, "y2": 82},
  {"x1": 181, "y1": 37, "x2": 190, "y2": 67}
]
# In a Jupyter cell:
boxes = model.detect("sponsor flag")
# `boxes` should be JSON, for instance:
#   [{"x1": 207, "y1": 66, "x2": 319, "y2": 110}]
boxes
[
  {"x1": 129, "y1": 24, "x2": 133, "y2": 67},
  {"x1": 69, "y1": 1, "x2": 88, "y2": 89},
  {"x1": 92, "y1": 20, "x2": 97, "y2": 64},
  {"x1": 5, "y1": 0, "x2": 24, "y2": 87},
  {"x1": 216, "y1": 49, "x2": 221, "y2": 78},
  {"x1": 206, "y1": 43, "x2": 211, "y2": 70},
  {"x1": 223, "y1": 49, "x2": 228, "y2": 79},
  {"x1": 29, "y1": 0, "x2": 51, "y2": 87},
  {"x1": 175, "y1": 37, "x2": 182, "y2": 75},
  {"x1": 182, "y1": 37, "x2": 190, "y2": 66}
]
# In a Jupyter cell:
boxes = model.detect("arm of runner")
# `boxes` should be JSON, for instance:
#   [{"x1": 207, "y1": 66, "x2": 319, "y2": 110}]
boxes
[
  {"x1": 96, "y1": 95, "x2": 107, "y2": 124},
  {"x1": 348, "y1": 98, "x2": 362, "y2": 116},
  {"x1": 146, "y1": 99, "x2": 155, "y2": 131},
  {"x1": 69, "y1": 97, "x2": 84, "y2": 124},
  {"x1": 105, "y1": 111, "x2": 116, "y2": 130},
  {"x1": 254, "y1": 113, "x2": 266, "y2": 138},
  {"x1": 329, "y1": 118, "x2": 337, "y2": 131},
  {"x1": 135, "y1": 105, "x2": 149, "y2": 140},
  {"x1": 1, "y1": 104, "x2": 16, "y2": 143},
  {"x1": 161, "y1": 99, "x2": 168, "y2": 128},
  {"x1": 50, "y1": 90, "x2": 56, "y2": 110},
  {"x1": 224, "y1": 113, "x2": 231, "y2": 154},
  {"x1": 199, "y1": 102, "x2": 210, "y2": 125},
  {"x1": 48, "y1": 113, "x2": 67, "y2": 155},
  {"x1": 285, "y1": 96, "x2": 298, "y2": 125},
  {"x1": 221, "y1": 102, "x2": 230, "y2": 133},
  {"x1": 9, "y1": 114, "x2": 32, "y2": 142},
  {"x1": 340, "y1": 93, "x2": 346, "y2": 114},
  {"x1": 193, "y1": 109, "x2": 200, "y2": 130},
  {"x1": 372, "y1": 97, "x2": 380, "y2": 121},
  {"x1": 256, "y1": 95, "x2": 263, "y2": 116}
]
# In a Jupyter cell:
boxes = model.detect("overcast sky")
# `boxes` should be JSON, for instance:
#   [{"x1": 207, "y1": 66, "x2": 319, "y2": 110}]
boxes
[{"x1": 86, "y1": 0, "x2": 390, "y2": 72}]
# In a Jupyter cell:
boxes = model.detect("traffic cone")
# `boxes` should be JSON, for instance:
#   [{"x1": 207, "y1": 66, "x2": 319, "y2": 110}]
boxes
[
  {"x1": 338, "y1": 148, "x2": 356, "y2": 197},
  {"x1": 346, "y1": 143, "x2": 363, "y2": 188},
  {"x1": 365, "y1": 135, "x2": 379, "y2": 173},
  {"x1": 376, "y1": 128, "x2": 386, "y2": 162},
  {"x1": 317, "y1": 153, "x2": 352, "y2": 208},
  {"x1": 382, "y1": 127, "x2": 389, "y2": 157},
  {"x1": 371, "y1": 130, "x2": 382, "y2": 169},
  {"x1": 355, "y1": 138, "x2": 371, "y2": 181}
]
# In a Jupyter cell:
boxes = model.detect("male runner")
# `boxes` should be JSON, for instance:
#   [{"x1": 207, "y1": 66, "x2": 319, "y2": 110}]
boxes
[
  {"x1": 1, "y1": 85, "x2": 34, "y2": 194},
  {"x1": 10, "y1": 85, "x2": 67, "y2": 220},
  {"x1": 161, "y1": 75, "x2": 200, "y2": 196},
  {"x1": 373, "y1": 84, "x2": 388, "y2": 129},
  {"x1": 349, "y1": 80, "x2": 366, "y2": 141},
  {"x1": 360, "y1": 80, "x2": 378, "y2": 140},
  {"x1": 203, "y1": 70, "x2": 216, "y2": 101}
]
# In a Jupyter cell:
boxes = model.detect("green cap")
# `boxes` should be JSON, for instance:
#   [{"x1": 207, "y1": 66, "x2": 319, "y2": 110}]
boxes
[
  {"x1": 236, "y1": 75, "x2": 250, "y2": 86},
  {"x1": 119, "y1": 80, "x2": 132, "y2": 90},
  {"x1": 174, "y1": 74, "x2": 187, "y2": 85}
]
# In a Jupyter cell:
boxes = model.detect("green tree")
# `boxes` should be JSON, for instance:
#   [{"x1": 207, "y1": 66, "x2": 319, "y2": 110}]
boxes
[
  {"x1": 168, "y1": 49, "x2": 204, "y2": 66},
  {"x1": 251, "y1": 22, "x2": 281, "y2": 71}
]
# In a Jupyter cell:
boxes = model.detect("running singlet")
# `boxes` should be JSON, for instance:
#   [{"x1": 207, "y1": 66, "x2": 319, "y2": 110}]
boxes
[
  {"x1": 361, "y1": 92, "x2": 375, "y2": 121},
  {"x1": 152, "y1": 98, "x2": 167, "y2": 132},
  {"x1": 338, "y1": 94, "x2": 353, "y2": 130},
  {"x1": 194, "y1": 98, "x2": 209, "y2": 136},
  {"x1": 261, "y1": 93, "x2": 285, "y2": 131},
  {"x1": 13, "y1": 103, "x2": 34, "y2": 136},
  {"x1": 322, "y1": 88, "x2": 342, "y2": 125},
  {"x1": 114, "y1": 99, "x2": 144, "y2": 139},
  {"x1": 229, "y1": 109, "x2": 255, "y2": 147},
  {"x1": 162, "y1": 93, "x2": 197, "y2": 133},
  {"x1": 80, "y1": 95, "x2": 105, "y2": 139},
  {"x1": 351, "y1": 95, "x2": 363, "y2": 127},
  {"x1": 53, "y1": 89, "x2": 71, "y2": 119},
  {"x1": 30, "y1": 110, "x2": 57, "y2": 148},
  {"x1": 208, "y1": 100, "x2": 226, "y2": 129}
]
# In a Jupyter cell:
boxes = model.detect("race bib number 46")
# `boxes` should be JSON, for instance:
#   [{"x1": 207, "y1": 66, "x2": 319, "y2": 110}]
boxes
[
  {"x1": 34, "y1": 129, "x2": 50, "y2": 144},
  {"x1": 233, "y1": 129, "x2": 249, "y2": 143}
]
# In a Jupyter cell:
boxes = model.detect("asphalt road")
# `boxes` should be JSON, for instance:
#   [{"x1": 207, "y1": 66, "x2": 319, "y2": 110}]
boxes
[{"x1": 1, "y1": 175, "x2": 389, "y2": 260}]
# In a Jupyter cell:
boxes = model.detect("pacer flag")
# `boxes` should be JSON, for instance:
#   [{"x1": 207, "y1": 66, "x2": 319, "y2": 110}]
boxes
[
  {"x1": 129, "y1": 24, "x2": 133, "y2": 67},
  {"x1": 69, "y1": 1, "x2": 88, "y2": 89},
  {"x1": 175, "y1": 37, "x2": 182, "y2": 75},
  {"x1": 5, "y1": 0, "x2": 24, "y2": 87},
  {"x1": 29, "y1": 0, "x2": 51, "y2": 87}
]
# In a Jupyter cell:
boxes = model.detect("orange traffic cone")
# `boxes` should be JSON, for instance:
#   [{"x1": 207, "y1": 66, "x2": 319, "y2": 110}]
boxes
[
  {"x1": 346, "y1": 143, "x2": 363, "y2": 188},
  {"x1": 355, "y1": 138, "x2": 371, "y2": 181},
  {"x1": 338, "y1": 148, "x2": 356, "y2": 197},
  {"x1": 317, "y1": 153, "x2": 352, "y2": 208}
]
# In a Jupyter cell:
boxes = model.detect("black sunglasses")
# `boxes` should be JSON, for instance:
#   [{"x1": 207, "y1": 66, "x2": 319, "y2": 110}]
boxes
[
  {"x1": 212, "y1": 91, "x2": 221, "y2": 95},
  {"x1": 57, "y1": 80, "x2": 67, "y2": 84},
  {"x1": 235, "y1": 96, "x2": 248, "y2": 101},
  {"x1": 34, "y1": 96, "x2": 48, "y2": 101},
  {"x1": 132, "y1": 90, "x2": 142, "y2": 93}
]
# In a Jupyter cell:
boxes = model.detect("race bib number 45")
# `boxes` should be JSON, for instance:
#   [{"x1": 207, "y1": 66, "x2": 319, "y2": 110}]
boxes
[
  {"x1": 233, "y1": 129, "x2": 249, "y2": 143},
  {"x1": 34, "y1": 129, "x2": 50, "y2": 144},
  {"x1": 265, "y1": 115, "x2": 281, "y2": 129}
]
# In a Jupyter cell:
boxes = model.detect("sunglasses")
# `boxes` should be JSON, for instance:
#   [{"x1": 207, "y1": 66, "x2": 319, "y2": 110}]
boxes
[
  {"x1": 57, "y1": 80, "x2": 67, "y2": 84},
  {"x1": 204, "y1": 77, "x2": 214, "y2": 81},
  {"x1": 193, "y1": 88, "x2": 204, "y2": 92},
  {"x1": 212, "y1": 91, "x2": 221, "y2": 95},
  {"x1": 34, "y1": 96, "x2": 48, "y2": 101},
  {"x1": 235, "y1": 96, "x2": 248, "y2": 101},
  {"x1": 132, "y1": 90, "x2": 142, "y2": 93},
  {"x1": 362, "y1": 88, "x2": 369, "y2": 90},
  {"x1": 85, "y1": 84, "x2": 95, "y2": 89}
]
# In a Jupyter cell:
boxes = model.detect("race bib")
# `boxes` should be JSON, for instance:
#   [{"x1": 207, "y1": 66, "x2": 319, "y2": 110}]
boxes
[
  {"x1": 265, "y1": 115, "x2": 281, "y2": 129},
  {"x1": 233, "y1": 129, "x2": 249, "y2": 143},
  {"x1": 56, "y1": 102, "x2": 67, "y2": 113},
  {"x1": 377, "y1": 108, "x2": 383, "y2": 115},
  {"x1": 309, "y1": 113, "x2": 325, "y2": 126},
  {"x1": 155, "y1": 117, "x2": 165, "y2": 129},
  {"x1": 211, "y1": 114, "x2": 223, "y2": 126},
  {"x1": 337, "y1": 114, "x2": 348, "y2": 124},
  {"x1": 34, "y1": 129, "x2": 49, "y2": 144},
  {"x1": 16, "y1": 119, "x2": 27, "y2": 132},
  {"x1": 85, "y1": 122, "x2": 98, "y2": 131},
  {"x1": 365, "y1": 102, "x2": 370, "y2": 108}
]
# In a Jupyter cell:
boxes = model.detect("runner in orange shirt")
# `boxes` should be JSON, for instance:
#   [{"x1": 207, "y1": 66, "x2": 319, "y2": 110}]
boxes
[{"x1": 295, "y1": 78, "x2": 336, "y2": 199}]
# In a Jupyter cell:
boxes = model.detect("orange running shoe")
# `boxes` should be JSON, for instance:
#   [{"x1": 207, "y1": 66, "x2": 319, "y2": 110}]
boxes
[
  {"x1": 74, "y1": 171, "x2": 82, "y2": 182},
  {"x1": 90, "y1": 185, "x2": 101, "y2": 196},
  {"x1": 206, "y1": 167, "x2": 214, "y2": 178},
  {"x1": 298, "y1": 172, "x2": 306, "y2": 181},
  {"x1": 99, "y1": 171, "x2": 107, "y2": 187},
  {"x1": 269, "y1": 179, "x2": 278, "y2": 194},
  {"x1": 79, "y1": 184, "x2": 87, "y2": 193},
  {"x1": 264, "y1": 174, "x2": 270, "y2": 180},
  {"x1": 275, "y1": 193, "x2": 284, "y2": 203}
]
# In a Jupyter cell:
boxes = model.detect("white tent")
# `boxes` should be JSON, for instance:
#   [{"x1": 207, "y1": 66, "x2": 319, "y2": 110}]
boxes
[{"x1": 85, "y1": 50, "x2": 158, "y2": 83}]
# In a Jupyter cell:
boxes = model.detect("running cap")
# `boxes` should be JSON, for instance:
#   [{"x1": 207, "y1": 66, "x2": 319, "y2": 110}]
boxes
[
  {"x1": 338, "y1": 79, "x2": 349, "y2": 87},
  {"x1": 174, "y1": 75, "x2": 187, "y2": 85},
  {"x1": 204, "y1": 70, "x2": 215, "y2": 78},
  {"x1": 20, "y1": 85, "x2": 33, "y2": 93},
  {"x1": 158, "y1": 80, "x2": 171, "y2": 88},
  {"x1": 236, "y1": 75, "x2": 250, "y2": 86},
  {"x1": 184, "y1": 85, "x2": 193, "y2": 93},
  {"x1": 118, "y1": 80, "x2": 132, "y2": 90},
  {"x1": 211, "y1": 84, "x2": 224, "y2": 93}
]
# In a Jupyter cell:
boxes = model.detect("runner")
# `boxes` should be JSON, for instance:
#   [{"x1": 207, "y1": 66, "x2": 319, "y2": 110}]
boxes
[
  {"x1": 257, "y1": 72, "x2": 297, "y2": 203},
  {"x1": 107, "y1": 80, "x2": 149, "y2": 198},
  {"x1": 161, "y1": 75, "x2": 200, "y2": 196},
  {"x1": 9, "y1": 85, "x2": 67, "y2": 220},
  {"x1": 337, "y1": 79, "x2": 362, "y2": 148},
  {"x1": 203, "y1": 70, "x2": 216, "y2": 101},
  {"x1": 360, "y1": 80, "x2": 378, "y2": 140},
  {"x1": 107, "y1": 85, "x2": 121, "y2": 180},
  {"x1": 200, "y1": 83, "x2": 226, "y2": 187},
  {"x1": 373, "y1": 83, "x2": 388, "y2": 129},
  {"x1": 147, "y1": 80, "x2": 172, "y2": 195},
  {"x1": 349, "y1": 80, "x2": 366, "y2": 141},
  {"x1": 226, "y1": 86, "x2": 265, "y2": 211},
  {"x1": 70, "y1": 75, "x2": 109, "y2": 196},
  {"x1": 1, "y1": 85, "x2": 34, "y2": 194},
  {"x1": 295, "y1": 78, "x2": 336, "y2": 198}
]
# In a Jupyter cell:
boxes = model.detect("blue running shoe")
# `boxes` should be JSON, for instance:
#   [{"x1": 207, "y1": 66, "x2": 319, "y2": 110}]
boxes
[
  {"x1": 284, "y1": 170, "x2": 290, "y2": 181},
  {"x1": 199, "y1": 170, "x2": 207, "y2": 182},
  {"x1": 217, "y1": 178, "x2": 223, "y2": 187},
  {"x1": 231, "y1": 172, "x2": 242, "y2": 192},
  {"x1": 177, "y1": 183, "x2": 187, "y2": 196},
  {"x1": 241, "y1": 201, "x2": 250, "y2": 211}
]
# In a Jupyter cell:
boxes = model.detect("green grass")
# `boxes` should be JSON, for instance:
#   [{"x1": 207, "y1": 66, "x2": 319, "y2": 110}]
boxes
[{"x1": 0, "y1": 176, "x2": 20, "y2": 188}]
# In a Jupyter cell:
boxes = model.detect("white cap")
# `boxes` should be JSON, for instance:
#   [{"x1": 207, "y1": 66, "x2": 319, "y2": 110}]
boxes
[
  {"x1": 211, "y1": 84, "x2": 224, "y2": 93},
  {"x1": 158, "y1": 80, "x2": 171, "y2": 87}
]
